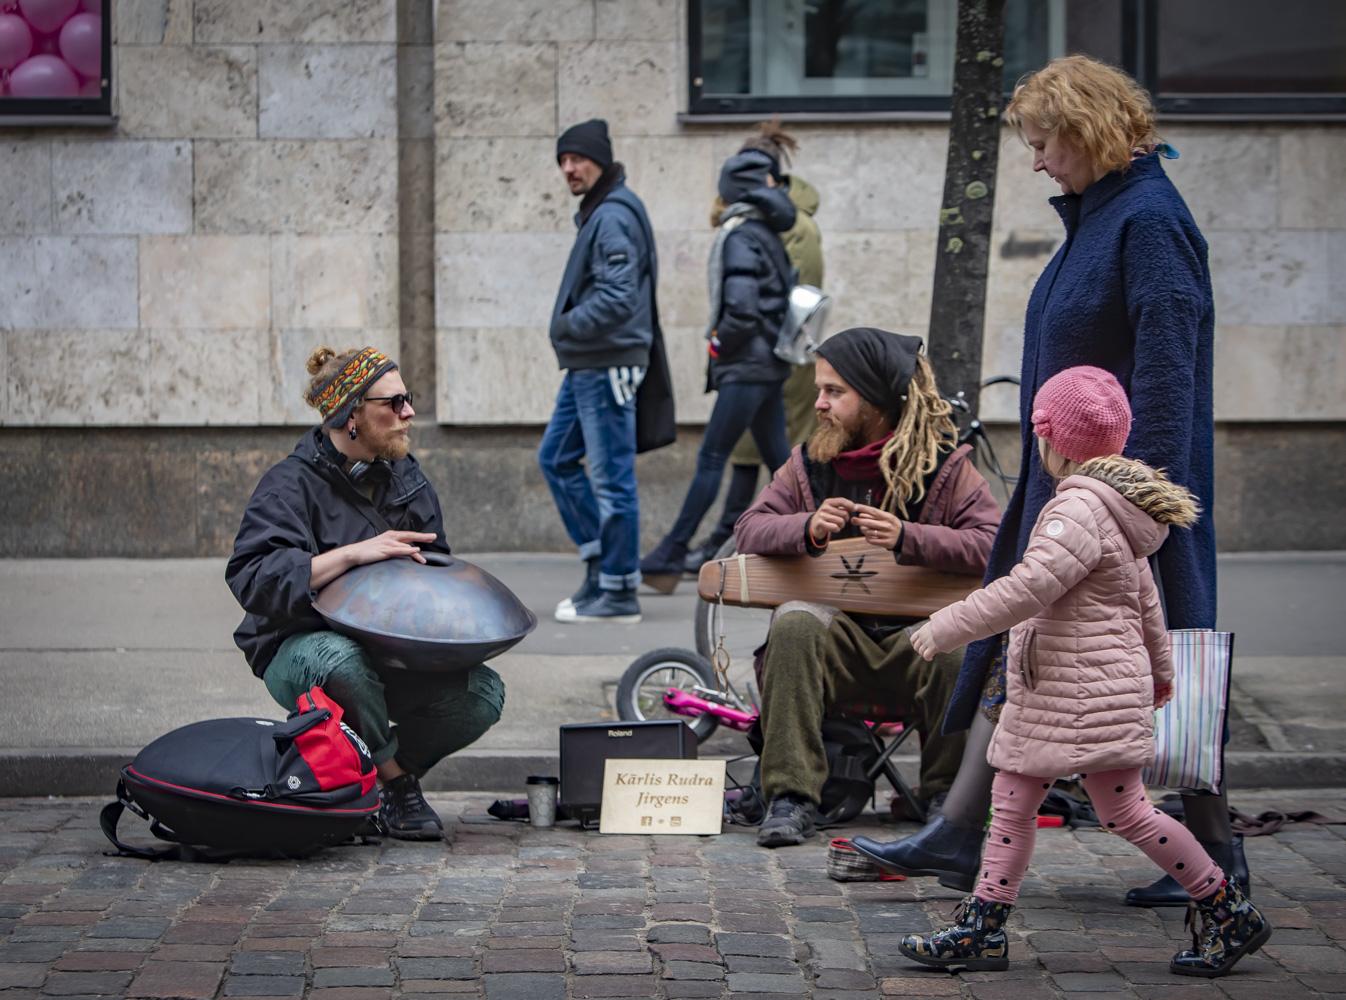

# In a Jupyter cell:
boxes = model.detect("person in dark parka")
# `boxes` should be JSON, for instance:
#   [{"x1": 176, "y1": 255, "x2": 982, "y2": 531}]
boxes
[
  {"x1": 638, "y1": 149, "x2": 797, "y2": 590},
  {"x1": 857, "y1": 55, "x2": 1240, "y2": 905}
]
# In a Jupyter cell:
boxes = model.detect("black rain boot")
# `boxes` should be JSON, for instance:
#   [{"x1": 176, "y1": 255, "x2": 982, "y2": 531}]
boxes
[
  {"x1": 554, "y1": 557, "x2": 600, "y2": 619},
  {"x1": 640, "y1": 537, "x2": 688, "y2": 594},
  {"x1": 1170, "y1": 878, "x2": 1271, "y2": 978},
  {"x1": 851, "y1": 814, "x2": 984, "y2": 892},
  {"x1": 899, "y1": 896, "x2": 1012, "y2": 972},
  {"x1": 1126, "y1": 835, "x2": 1250, "y2": 907}
]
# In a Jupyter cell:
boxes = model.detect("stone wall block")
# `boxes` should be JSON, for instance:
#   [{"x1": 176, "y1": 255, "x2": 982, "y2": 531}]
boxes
[
  {"x1": 400, "y1": 138, "x2": 437, "y2": 237},
  {"x1": 436, "y1": 43, "x2": 557, "y2": 138},
  {"x1": 52, "y1": 140, "x2": 192, "y2": 236},
  {"x1": 437, "y1": 0, "x2": 593, "y2": 42},
  {"x1": 271, "y1": 234, "x2": 399, "y2": 330},
  {"x1": 259, "y1": 45, "x2": 398, "y2": 139},
  {"x1": 0, "y1": 142, "x2": 53, "y2": 235},
  {"x1": 195, "y1": 0, "x2": 397, "y2": 43},
  {"x1": 435, "y1": 232, "x2": 570, "y2": 327},
  {"x1": 623, "y1": 136, "x2": 718, "y2": 233},
  {"x1": 595, "y1": 0, "x2": 679, "y2": 41},
  {"x1": 147, "y1": 328, "x2": 266, "y2": 425},
  {"x1": 1209, "y1": 229, "x2": 1332, "y2": 326},
  {"x1": 398, "y1": 43, "x2": 436, "y2": 141},
  {"x1": 1278, "y1": 129, "x2": 1346, "y2": 230},
  {"x1": 3, "y1": 329, "x2": 148, "y2": 424},
  {"x1": 435, "y1": 327, "x2": 556, "y2": 423},
  {"x1": 0, "y1": 237, "x2": 139, "y2": 330},
  {"x1": 140, "y1": 235, "x2": 271, "y2": 329},
  {"x1": 773, "y1": 131, "x2": 862, "y2": 235},
  {"x1": 1215, "y1": 325, "x2": 1346, "y2": 421},
  {"x1": 557, "y1": 41, "x2": 678, "y2": 137},
  {"x1": 115, "y1": 0, "x2": 194, "y2": 45},
  {"x1": 823, "y1": 231, "x2": 931, "y2": 333},
  {"x1": 195, "y1": 140, "x2": 398, "y2": 234},
  {"x1": 662, "y1": 325, "x2": 713, "y2": 424},
  {"x1": 852, "y1": 128, "x2": 949, "y2": 230},
  {"x1": 653, "y1": 229, "x2": 711, "y2": 329},
  {"x1": 436, "y1": 138, "x2": 573, "y2": 233},
  {"x1": 117, "y1": 46, "x2": 258, "y2": 139},
  {"x1": 1163, "y1": 128, "x2": 1279, "y2": 231},
  {"x1": 993, "y1": 131, "x2": 1064, "y2": 232},
  {"x1": 264, "y1": 328, "x2": 401, "y2": 424}
]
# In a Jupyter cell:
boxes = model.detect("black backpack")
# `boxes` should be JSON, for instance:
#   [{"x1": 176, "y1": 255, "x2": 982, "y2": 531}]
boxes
[{"x1": 101, "y1": 686, "x2": 381, "y2": 861}]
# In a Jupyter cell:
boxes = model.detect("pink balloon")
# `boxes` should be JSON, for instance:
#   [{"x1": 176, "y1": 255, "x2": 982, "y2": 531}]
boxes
[
  {"x1": 77, "y1": 73, "x2": 97, "y2": 96},
  {"x1": 8, "y1": 53, "x2": 77, "y2": 96},
  {"x1": 0, "y1": 13, "x2": 32, "y2": 70},
  {"x1": 17, "y1": 0, "x2": 77, "y2": 35},
  {"x1": 57, "y1": 10, "x2": 95, "y2": 75}
]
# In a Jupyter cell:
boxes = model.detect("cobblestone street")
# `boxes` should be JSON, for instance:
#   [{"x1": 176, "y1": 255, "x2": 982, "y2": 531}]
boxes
[{"x1": 0, "y1": 790, "x2": 1343, "y2": 999}]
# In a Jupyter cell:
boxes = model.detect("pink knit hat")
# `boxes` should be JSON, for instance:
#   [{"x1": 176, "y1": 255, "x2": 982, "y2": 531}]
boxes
[{"x1": 1031, "y1": 366, "x2": 1132, "y2": 463}]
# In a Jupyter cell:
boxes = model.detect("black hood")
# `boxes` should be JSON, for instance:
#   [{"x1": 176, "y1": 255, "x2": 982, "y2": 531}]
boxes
[
  {"x1": 718, "y1": 149, "x2": 775, "y2": 203},
  {"x1": 735, "y1": 185, "x2": 797, "y2": 233}
]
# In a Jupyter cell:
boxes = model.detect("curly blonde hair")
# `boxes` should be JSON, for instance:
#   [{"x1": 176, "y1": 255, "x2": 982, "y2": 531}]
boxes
[
  {"x1": 878, "y1": 355, "x2": 958, "y2": 517},
  {"x1": 303, "y1": 345, "x2": 362, "y2": 410},
  {"x1": 1004, "y1": 55, "x2": 1161, "y2": 176}
]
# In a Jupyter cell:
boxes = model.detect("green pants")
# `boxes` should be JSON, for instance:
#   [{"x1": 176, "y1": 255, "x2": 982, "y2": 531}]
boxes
[
  {"x1": 263, "y1": 631, "x2": 505, "y2": 776},
  {"x1": 758, "y1": 602, "x2": 966, "y2": 806}
]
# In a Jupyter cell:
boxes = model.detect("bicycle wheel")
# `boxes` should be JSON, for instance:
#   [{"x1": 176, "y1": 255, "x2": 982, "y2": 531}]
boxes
[
  {"x1": 693, "y1": 538, "x2": 774, "y2": 677},
  {"x1": 615, "y1": 647, "x2": 720, "y2": 743}
]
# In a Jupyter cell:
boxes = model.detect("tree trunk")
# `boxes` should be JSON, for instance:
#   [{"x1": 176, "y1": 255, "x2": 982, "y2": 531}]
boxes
[{"x1": 926, "y1": 0, "x2": 1007, "y2": 418}]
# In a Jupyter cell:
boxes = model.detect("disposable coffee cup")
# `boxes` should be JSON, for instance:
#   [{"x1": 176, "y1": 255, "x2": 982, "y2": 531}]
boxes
[{"x1": 526, "y1": 775, "x2": 560, "y2": 828}]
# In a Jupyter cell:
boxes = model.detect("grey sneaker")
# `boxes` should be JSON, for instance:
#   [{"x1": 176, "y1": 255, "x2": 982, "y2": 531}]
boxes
[
  {"x1": 379, "y1": 773, "x2": 444, "y2": 841},
  {"x1": 556, "y1": 588, "x2": 641, "y2": 624},
  {"x1": 757, "y1": 794, "x2": 817, "y2": 848}
]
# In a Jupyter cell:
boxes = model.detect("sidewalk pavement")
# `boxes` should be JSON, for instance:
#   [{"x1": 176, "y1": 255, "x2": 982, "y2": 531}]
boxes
[
  {"x1": 0, "y1": 787, "x2": 1345, "y2": 1000},
  {"x1": 0, "y1": 552, "x2": 1344, "y2": 797}
]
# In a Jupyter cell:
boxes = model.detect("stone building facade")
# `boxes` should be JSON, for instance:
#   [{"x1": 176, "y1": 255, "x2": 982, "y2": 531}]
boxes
[{"x1": 0, "y1": 0, "x2": 1342, "y2": 556}]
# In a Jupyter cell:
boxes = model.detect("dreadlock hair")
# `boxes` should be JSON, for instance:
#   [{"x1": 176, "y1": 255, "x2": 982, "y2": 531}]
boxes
[
  {"x1": 877, "y1": 355, "x2": 958, "y2": 517},
  {"x1": 739, "y1": 115, "x2": 800, "y2": 172}
]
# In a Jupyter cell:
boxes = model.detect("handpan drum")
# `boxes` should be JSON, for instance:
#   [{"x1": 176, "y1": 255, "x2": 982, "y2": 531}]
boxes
[{"x1": 313, "y1": 552, "x2": 537, "y2": 672}]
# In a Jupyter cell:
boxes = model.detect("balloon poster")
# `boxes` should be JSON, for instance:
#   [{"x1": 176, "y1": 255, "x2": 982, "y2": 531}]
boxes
[{"x1": 0, "y1": 0, "x2": 103, "y2": 100}]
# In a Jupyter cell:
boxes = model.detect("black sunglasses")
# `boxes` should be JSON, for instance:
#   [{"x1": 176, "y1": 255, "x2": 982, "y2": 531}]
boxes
[{"x1": 363, "y1": 392, "x2": 414, "y2": 412}]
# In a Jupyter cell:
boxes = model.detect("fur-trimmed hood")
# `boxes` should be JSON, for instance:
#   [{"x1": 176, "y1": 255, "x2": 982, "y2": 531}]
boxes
[{"x1": 1057, "y1": 456, "x2": 1199, "y2": 560}]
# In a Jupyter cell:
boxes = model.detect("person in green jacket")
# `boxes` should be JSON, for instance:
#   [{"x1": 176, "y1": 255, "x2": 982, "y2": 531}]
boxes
[{"x1": 685, "y1": 119, "x2": 826, "y2": 572}]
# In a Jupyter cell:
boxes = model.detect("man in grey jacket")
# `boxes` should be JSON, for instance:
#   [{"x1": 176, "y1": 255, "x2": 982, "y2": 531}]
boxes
[{"x1": 540, "y1": 118, "x2": 659, "y2": 624}]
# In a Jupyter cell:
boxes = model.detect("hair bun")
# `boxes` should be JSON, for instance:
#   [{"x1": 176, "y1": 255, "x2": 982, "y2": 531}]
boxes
[{"x1": 306, "y1": 346, "x2": 336, "y2": 376}]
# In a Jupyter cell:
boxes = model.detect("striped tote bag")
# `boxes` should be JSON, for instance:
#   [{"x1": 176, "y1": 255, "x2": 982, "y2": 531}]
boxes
[{"x1": 1143, "y1": 629, "x2": 1235, "y2": 794}]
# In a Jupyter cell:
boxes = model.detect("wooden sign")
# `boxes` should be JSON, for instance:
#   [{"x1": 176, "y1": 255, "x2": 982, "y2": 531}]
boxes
[
  {"x1": 599, "y1": 759, "x2": 727, "y2": 836},
  {"x1": 697, "y1": 536, "x2": 980, "y2": 619}
]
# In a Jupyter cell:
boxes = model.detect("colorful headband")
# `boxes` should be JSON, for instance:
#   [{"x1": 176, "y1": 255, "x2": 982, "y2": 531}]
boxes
[{"x1": 312, "y1": 347, "x2": 397, "y2": 427}]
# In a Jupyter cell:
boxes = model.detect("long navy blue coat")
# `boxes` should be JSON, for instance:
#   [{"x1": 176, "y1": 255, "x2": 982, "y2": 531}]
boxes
[{"x1": 944, "y1": 153, "x2": 1216, "y2": 734}]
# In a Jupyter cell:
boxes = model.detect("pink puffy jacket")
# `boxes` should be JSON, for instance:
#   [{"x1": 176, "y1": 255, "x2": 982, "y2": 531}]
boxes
[{"x1": 923, "y1": 456, "x2": 1199, "y2": 777}]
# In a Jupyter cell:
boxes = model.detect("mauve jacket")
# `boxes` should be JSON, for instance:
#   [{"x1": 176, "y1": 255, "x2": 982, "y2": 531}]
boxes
[
  {"x1": 922, "y1": 459, "x2": 1194, "y2": 777},
  {"x1": 735, "y1": 443, "x2": 1000, "y2": 577}
]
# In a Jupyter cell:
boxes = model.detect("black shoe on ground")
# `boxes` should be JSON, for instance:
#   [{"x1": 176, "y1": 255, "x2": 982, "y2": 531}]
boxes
[
  {"x1": 899, "y1": 895, "x2": 1012, "y2": 972},
  {"x1": 379, "y1": 773, "x2": 444, "y2": 841},
  {"x1": 1126, "y1": 835, "x2": 1250, "y2": 907},
  {"x1": 556, "y1": 588, "x2": 641, "y2": 624},
  {"x1": 640, "y1": 537, "x2": 688, "y2": 594},
  {"x1": 1170, "y1": 878, "x2": 1271, "y2": 978},
  {"x1": 756, "y1": 794, "x2": 817, "y2": 848},
  {"x1": 851, "y1": 814, "x2": 983, "y2": 892},
  {"x1": 554, "y1": 557, "x2": 601, "y2": 619}
]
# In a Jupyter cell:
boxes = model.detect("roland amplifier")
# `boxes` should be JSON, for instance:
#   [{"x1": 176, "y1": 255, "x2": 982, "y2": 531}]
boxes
[{"x1": 559, "y1": 720, "x2": 697, "y2": 828}]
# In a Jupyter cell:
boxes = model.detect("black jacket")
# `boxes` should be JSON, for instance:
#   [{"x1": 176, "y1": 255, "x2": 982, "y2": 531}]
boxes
[
  {"x1": 226, "y1": 429, "x2": 449, "y2": 677},
  {"x1": 550, "y1": 173, "x2": 658, "y2": 371},
  {"x1": 709, "y1": 185, "x2": 796, "y2": 390}
]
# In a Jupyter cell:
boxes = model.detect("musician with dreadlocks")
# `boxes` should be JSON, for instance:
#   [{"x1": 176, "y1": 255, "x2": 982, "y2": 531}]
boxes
[{"x1": 735, "y1": 327, "x2": 1002, "y2": 847}]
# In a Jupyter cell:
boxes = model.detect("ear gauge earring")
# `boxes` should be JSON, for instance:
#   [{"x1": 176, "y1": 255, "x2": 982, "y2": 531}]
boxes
[{"x1": 349, "y1": 426, "x2": 358, "y2": 440}]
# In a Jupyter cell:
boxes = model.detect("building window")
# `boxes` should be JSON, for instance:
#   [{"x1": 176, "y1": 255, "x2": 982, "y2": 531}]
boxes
[
  {"x1": 0, "y1": 0, "x2": 112, "y2": 126},
  {"x1": 687, "y1": 0, "x2": 1346, "y2": 118}
]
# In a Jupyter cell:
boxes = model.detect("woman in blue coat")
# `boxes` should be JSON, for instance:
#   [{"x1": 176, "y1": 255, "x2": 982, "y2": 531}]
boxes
[{"x1": 855, "y1": 55, "x2": 1240, "y2": 907}]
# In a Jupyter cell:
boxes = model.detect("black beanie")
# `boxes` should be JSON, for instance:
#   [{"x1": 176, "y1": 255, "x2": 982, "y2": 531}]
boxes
[
  {"x1": 557, "y1": 119, "x2": 613, "y2": 171},
  {"x1": 717, "y1": 149, "x2": 775, "y2": 204},
  {"x1": 814, "y1": 328, "x2": 925, "y2": 422}
]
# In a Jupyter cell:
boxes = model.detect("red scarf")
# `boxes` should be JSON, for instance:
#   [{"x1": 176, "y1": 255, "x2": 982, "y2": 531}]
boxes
[{"x1": 832, "y1": 432, "x2": 893, "y2": 483}]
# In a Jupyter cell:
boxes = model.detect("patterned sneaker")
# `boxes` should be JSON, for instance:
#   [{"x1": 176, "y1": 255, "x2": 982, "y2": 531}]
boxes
[
  {"x1": 899, "y1": 895, "x2": 1012, "y2": 972},
  {"x1": 1170, "y1": 879, "x2": 1272, "y2": 978}
]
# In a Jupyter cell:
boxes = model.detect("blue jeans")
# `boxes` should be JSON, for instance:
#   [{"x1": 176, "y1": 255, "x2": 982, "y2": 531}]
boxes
[
  {"x1": 667, "y1": 380, "x2": 789, "y2": 546},
  {"x1": 538, "y1": 369, "x2": 641, "y2": 590}
]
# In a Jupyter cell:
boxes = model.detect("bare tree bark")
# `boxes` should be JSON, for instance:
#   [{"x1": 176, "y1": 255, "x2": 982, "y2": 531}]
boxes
[{"x1": 926, "y1": 0, "x2": 1007, "y2": 418}]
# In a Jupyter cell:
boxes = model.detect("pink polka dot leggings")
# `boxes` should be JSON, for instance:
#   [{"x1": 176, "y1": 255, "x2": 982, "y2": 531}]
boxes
[{"x1": 976, "y1": 768, "x2": 1225, "y2": 906}]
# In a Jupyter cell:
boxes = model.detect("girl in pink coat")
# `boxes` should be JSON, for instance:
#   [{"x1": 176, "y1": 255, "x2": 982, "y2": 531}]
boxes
[{"x1": 897, "y1": 366, "x2": 1269, "y2": 979}]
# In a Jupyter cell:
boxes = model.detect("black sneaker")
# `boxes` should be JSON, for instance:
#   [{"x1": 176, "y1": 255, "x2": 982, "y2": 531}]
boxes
[
  {"x1": 556, "y1": 588, "x2": 641, "y2": 624},
  {"x1": 757, "y1": 794, "x2": 817, "y2": 848},
  {"x1": 379, "y1": 773, "x2": 444, "y2": 841}
]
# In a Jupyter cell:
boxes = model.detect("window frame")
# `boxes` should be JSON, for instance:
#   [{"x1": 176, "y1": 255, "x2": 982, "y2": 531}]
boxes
[
  {"x1": 684, "y1": 0, "x2": 1346, "y2": 121},
  {"x1": 0, "y1": 0, "x2": 114, "y2": 128}
]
